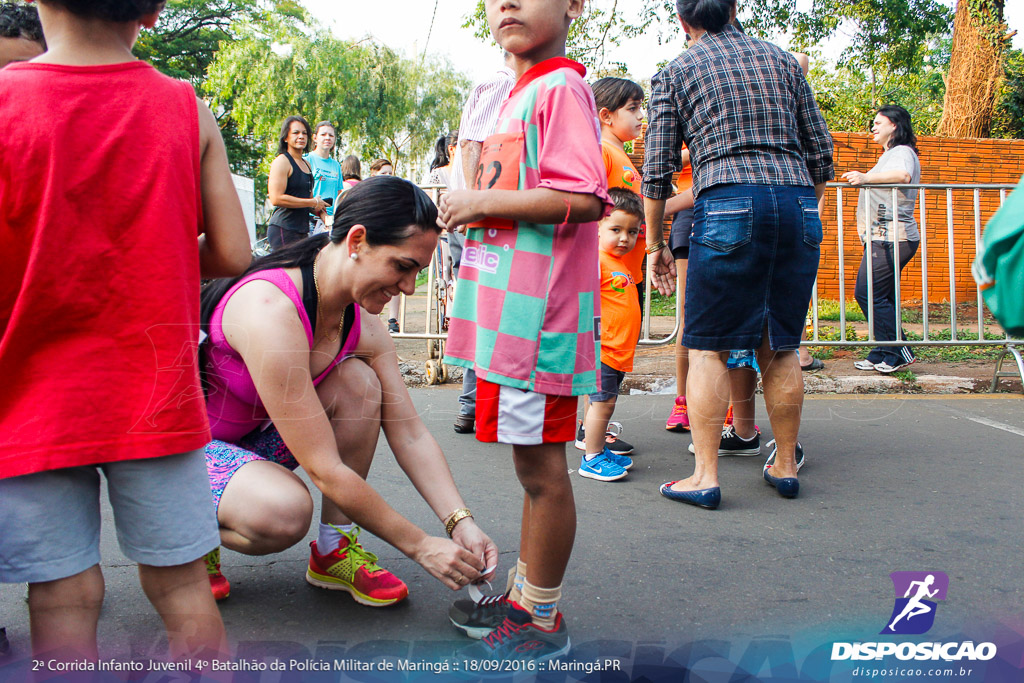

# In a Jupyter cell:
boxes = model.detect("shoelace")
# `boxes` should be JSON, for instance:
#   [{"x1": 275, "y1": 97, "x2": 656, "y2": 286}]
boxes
[
  {"x1": 205, "y1": 548, "x2": 221, "y2": 575},
  {"x1": 468, "y1": 582, "x2": 507, "y2": 606},
  {"x1": 482, "y1": 617, "x2": 524, "y2": 649},
  {"x1": 335, "y1": 525, "x2": 384, "y2": 573}
]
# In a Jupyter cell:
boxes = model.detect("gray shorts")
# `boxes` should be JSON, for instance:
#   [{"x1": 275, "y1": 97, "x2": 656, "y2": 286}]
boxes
[{"x1": 0, "y1": 449, "x2": 220, "y2": 584}]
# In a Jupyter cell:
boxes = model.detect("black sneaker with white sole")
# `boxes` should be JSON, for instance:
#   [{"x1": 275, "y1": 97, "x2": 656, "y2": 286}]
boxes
[
  {"x1": 688, "y1": 425, "x2": 760, "y2": 456},
  {"x1": 574, "y1": 421, "x2": 635, "y2": 455},
  {"x1": 449, "y1": 589, "x2": 511, "y2": 639},
  {"x1": 574, "y1": 420, "x2": 586, "y2": 450}
]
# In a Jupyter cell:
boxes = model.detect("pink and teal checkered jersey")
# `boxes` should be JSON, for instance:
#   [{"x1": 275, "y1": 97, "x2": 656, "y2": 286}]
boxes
[{"x1": 444, "y1": 59, "x2": 612, "y2": 397}]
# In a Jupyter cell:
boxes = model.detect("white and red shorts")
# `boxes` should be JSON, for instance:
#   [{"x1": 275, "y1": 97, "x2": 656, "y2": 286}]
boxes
[{"x1": 476, "y1": 379, "x2": 578, "y2": 445}]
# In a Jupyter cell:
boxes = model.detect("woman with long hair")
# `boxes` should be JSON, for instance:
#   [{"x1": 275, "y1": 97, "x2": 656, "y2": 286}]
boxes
[
  {"x1": 843, "y1": 105, "x2": 922, "y2": 373},
  {"x1": 267, "y1": 115, "x2": 326, "y2": 250},
  {"x1": 427, "y1": 131, "x2": 458, "y2": 188},
  {"x1": 199, "y1": 175, "x2": 497, "y2": 607}
]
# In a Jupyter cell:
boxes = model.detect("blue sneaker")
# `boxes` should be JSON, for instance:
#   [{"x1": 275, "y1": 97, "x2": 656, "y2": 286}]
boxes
[
  {"x1": 601, "y1": 445, "x2": 633, "y2": 471},
  {"x1": 578, "y1": 452, "x2": 627, "y2": 481}
]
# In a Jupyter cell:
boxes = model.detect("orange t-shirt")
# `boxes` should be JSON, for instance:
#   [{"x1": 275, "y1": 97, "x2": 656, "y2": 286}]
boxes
[
  {"x1": 598, "y1": 250, "x2": 642, "y2": 372},
  {"x1": 676, "y1": 143, "x2": 693, "y2": 193},
  {"x1": 601, "y1": 140, "x2": 646, "y2": 284}
]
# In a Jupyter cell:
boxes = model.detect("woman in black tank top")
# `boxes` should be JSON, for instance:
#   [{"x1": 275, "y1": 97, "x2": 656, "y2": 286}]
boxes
[{"x1": 267, "y1": 115, "x2": 326, "y2": 251}]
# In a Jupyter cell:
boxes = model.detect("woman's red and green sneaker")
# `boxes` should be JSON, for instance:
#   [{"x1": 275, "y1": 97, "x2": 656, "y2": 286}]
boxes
[
  {"x1": 305, "y1": 526, "x2": 408, "y2": 607},
  {"x1": 205, "y1": 547, "x2": 230, "y2": 601}
]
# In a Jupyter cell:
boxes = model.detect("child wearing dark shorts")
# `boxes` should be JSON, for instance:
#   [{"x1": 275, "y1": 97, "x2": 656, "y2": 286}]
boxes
[{"x1": 578, "y1": 188, "x2": 645, "y2": 482}]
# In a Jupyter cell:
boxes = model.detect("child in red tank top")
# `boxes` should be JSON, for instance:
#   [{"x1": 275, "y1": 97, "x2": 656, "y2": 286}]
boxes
[{"x1": 0, "y1": 0, "x2": 250, "y2": 665}]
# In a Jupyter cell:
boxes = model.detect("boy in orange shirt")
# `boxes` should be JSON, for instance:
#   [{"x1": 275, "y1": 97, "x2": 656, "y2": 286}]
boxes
[
  {"x1": 574, "y1": 77, "x2": 647, "y2": 459},
  {"x1": 578, "y1": 188, "x2": 644, "y2": 481}
]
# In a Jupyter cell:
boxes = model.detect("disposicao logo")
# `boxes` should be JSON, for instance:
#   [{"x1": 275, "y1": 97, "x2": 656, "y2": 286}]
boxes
[
  {"x1": 882, "y1": 571, "x2": 948, "y2": 635},
  {"x1": 831, "y1": 571, "x2": 997, "y2": 663}
]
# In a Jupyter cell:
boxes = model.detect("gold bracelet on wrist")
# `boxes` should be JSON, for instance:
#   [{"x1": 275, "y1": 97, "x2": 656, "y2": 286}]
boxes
[
  {"x1": 444, "y1": 507, "x2": 473, "y2": 538},
  {"x1": 645, "y1": 241, "x2": 667, "y2": 254}
]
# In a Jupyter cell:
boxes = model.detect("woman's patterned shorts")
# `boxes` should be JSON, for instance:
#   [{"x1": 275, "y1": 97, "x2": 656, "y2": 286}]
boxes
[{"x1": 204, "y1": 425, "x2": 300, "y2": 511}]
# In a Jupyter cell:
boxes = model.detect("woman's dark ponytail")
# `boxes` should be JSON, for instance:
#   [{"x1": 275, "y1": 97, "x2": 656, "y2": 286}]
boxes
[{"x1": 198, "y1": 175, "x2": 439, "y2": 394}]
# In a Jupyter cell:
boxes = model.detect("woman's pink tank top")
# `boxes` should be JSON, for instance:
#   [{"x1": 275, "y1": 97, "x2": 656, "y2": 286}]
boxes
[{"x1": 204, "y1": 268, "x2": 361, "y2": 442}]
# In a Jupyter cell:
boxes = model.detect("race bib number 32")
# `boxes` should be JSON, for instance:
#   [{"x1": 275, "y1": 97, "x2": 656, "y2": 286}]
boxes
[{"x1": 468, "y1": 131, "x2": 525, "y2": 231}]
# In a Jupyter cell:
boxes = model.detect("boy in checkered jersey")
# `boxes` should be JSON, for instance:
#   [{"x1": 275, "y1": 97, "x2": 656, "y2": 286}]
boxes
[{"x1": 439, "y1": 0, "x2": 610, "y2": 663}]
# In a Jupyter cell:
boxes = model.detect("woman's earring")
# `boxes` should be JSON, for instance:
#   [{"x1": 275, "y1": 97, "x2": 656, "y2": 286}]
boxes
[{"x1": 350, "y1": 252, "x2": 359, "y2": 260}]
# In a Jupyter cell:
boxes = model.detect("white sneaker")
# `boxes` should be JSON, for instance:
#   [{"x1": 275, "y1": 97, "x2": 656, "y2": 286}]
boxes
[
  {"x1": 853, "y1": 359, "x2": 877, "y2": 371},
  {"x1": 875, "y1": 358, "x2": 915, "y2": 374}
]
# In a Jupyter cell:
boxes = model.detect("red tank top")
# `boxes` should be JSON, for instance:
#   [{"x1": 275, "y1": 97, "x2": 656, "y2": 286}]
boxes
[{"x1": 0, "y1": 61, "x2": 209, "y2": 478}]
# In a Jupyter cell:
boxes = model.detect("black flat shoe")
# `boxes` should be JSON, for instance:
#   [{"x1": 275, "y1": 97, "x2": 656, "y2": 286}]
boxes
[{"x1": 801, "y1": 358, "x2": 825, "y2": 371}]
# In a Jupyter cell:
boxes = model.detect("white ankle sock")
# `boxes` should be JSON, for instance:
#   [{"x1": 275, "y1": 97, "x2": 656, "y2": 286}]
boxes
[
  {"x1": 318, "y1": 522, "x2": 353, "y2": 552},
  {"x1": 584, "y1": 452, "x2": 602, "y2": 462}
]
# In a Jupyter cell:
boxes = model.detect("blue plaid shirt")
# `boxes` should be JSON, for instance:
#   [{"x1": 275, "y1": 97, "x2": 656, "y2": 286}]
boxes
[{"x1": 641, "y1": 25, "x2": 834, "y2": 200}]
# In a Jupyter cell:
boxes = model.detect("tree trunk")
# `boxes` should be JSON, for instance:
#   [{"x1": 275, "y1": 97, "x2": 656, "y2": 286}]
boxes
[{"x1": 935, "y1": 0, "x2": 1009, "y2": 138}]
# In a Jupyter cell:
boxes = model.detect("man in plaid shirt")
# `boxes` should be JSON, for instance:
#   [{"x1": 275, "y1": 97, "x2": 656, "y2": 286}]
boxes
[{"x1": 642, "y1": 0, "x2": 833, "y2": 508}]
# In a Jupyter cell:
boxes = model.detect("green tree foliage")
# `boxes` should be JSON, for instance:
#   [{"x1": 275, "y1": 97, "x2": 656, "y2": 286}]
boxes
[
  {"x1": 992, "y1": 48, "x2": 1024, "y2": 139},
  {"x1": 746, "y1": 0, "x2": 951, "y2": 102},
  {"x1": 463, "y1": 0, "x2": 673, "y2": 73},
  {"x1": 133, "y1": 0, "x2": 308, "y2": 87},
  {"x1": 810, "y1": 38, "x2": 950, "y2": 135},
  {"x1": 203, "y1": 14, "x2": 469, "y2": 194}
]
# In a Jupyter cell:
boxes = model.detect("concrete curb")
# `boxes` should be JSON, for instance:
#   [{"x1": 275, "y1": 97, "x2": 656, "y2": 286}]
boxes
[{"x1": 623, "y1": 372, "x2": 988, "y2": 395}]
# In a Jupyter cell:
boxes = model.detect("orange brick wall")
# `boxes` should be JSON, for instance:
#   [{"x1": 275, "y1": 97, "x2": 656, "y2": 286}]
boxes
[{"x1": 631, "y1": 132, "x2": 1024, "y2": 303}]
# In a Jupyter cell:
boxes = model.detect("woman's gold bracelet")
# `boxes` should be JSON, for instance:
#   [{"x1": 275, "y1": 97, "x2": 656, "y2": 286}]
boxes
[
  {"x1": 444, "y1": 507, "x2": 473, "y2": 538},
  {"x1": 645, "y1": 241, "x2": 668, "y2": 254}
]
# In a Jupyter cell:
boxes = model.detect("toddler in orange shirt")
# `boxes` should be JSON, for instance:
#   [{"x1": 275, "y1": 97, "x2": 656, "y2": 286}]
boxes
[{"x1": 577, "y1": 188, "x2": 645, "y2": 482}]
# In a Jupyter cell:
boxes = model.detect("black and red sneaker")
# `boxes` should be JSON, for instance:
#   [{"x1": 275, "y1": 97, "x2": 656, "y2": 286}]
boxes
[{"x1": 455, "y1": 601, "x2": 570, "y2": 663}]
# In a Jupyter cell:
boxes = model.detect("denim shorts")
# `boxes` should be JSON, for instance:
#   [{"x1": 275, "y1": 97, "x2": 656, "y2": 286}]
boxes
[
  {"x1": 0, "y1": 450, "x2": 220, "y2": 583},
  {"x1": 589, "y1": 362, "x2": 626, "y2": 402},
  {"x1": 669, "y1": 207, "x2": 693, "y2": 261},
  {"x1": 683, "y1": 184, "x2": 821, "y2": 351}
]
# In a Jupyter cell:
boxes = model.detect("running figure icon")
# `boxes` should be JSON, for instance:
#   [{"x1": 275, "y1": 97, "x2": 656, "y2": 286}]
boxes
[
  {"x1": 882, "y1": 571, "x2": 948, "y2": 635},
  {"x1": 888, "y1": 574, "x2": 939, "y2": 631}
]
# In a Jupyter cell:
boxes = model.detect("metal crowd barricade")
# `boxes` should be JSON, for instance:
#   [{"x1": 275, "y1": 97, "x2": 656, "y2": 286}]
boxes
[
  {"x1": 388, "y1": 182, "x2": 1023, "y2": 391},
  {"x1": 806, "y1": 182, "x2": 1023, "y2": 391}
]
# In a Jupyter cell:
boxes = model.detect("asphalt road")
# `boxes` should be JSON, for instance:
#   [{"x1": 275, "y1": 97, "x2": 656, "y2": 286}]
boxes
[{"x1": 2, "y1": 392, "x2": 1022, "y2": 682}]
